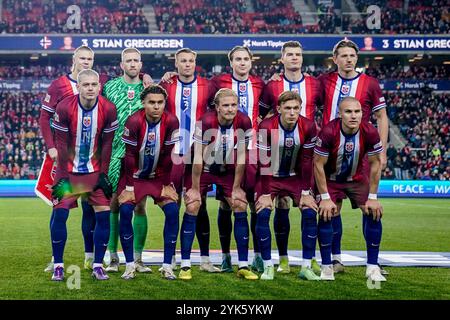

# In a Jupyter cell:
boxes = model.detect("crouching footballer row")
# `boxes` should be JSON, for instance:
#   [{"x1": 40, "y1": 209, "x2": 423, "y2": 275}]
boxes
[{"x1": 48, "y1": 70, "x2": 386, "y2": 283}]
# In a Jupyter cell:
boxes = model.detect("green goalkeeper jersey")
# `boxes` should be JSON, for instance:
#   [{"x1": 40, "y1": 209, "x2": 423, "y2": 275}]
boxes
[{"x1": 103, "y1": 77, "x2": 144, "y2": 188}]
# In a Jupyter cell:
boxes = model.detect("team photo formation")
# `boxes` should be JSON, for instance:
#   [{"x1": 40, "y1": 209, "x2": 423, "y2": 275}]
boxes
[{"x1": 40, "y1": 39, "x2": 390, "y2": 285}]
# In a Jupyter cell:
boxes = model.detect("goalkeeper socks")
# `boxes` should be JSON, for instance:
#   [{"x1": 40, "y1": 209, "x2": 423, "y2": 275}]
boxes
[
  {"x1": 274, "y1": 208, "x2": 290, "y2": 256},
  {"x1": 218, "y1": 207, "x2": 232, "y2": 254},
  {"x1": 233, "y1": 211, "x2": 249, "y2": 263},
  {"x1": 180, "y1": 213, "x2": 197, "y2": 260},
  {"x1": 81, "y1": 200, "x2": 96, "y2": 254},
  {"x1": 119, "y1": 204, "x2": 135, "y2": 263},
  {"x1": 301, "y1": 208, "x2": 318, "y2": 260},
  {"x1": 196, "y1": 202, "x2": 210, "y2": 257},
  {"x1": 107, "y1": 211, "x2": 119, "y2": 254},
  {"x1": 318, "y1": 218, "x2": 333, "y2": 265},
  {"x1": 162, "y1": 203, "x2": 179, "y2": 265},
  {"x1": 93, "y1": 210, "x2": 110, "y2": 264},
  {"x1": 250, "y1": 210, "x2": 260, "y2": 253},
  {"x1": 255, "y1": 208, "x2": 271, "y2": 261},
  {"x1": 331, "y1": 215, "x2": 343, "y2": 256},
  {"x1": 51, "y1": 208, "x2": 69, "y2": 264},
  {"x1": 133, "y1": 214, "x2": 148, "y2": 258},
  {"x1": 363, "y1": 215, "x2": 382, "y2": 265}
]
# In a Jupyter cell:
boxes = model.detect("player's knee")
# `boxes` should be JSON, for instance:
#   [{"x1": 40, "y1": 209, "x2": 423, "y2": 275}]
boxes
[
  {"x1": 234, "y1": 201, "x2": 247, "y2": 213},
  {"x1": 94, "y1": 206, "x2": 110, "y2": 212},
  {"x1": 219, "y1": 200, "x2": 231, "y2": 211},
  {"x1": 186, "y1": 202, "x2": 201, "y2": 215}
]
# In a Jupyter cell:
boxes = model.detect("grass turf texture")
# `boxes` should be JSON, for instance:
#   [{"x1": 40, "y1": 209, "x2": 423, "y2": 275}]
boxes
[{"x1": 0, "y1": 198, "x2": 449, "y2": 300}]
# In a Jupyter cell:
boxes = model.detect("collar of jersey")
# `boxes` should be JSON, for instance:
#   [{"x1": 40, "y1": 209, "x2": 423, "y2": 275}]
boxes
[
  {"x1": 120, "y1": 76, "x2": 142, "y2": 87},
  {"x1": 146, "y1": 113, "x2": 163, "y2": 127},
  {"x1": 282, "y1": 73, "x2": 304, "y2": 84},
  {"x1": 231, "y1": 73, "x2": 249, "y2": 83},
  {"x1": 178, "y1": 74, "x2": 197, "y2": 85},
  {"x1": 338, "y1": 71, "x2": 362, "y2": 81},
  {"x1": 66, "y1": 74, "x2": 77, "y2": 83},
  {"x1": 77, "y1": 95, "x2": 98, "y2": 111}
]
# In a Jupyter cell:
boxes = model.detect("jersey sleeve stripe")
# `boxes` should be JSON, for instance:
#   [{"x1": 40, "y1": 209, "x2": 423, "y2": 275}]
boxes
[
  {"x1": 41, "y1": 105, "x2": 55, "y2": 113},
  {"x1": 51, "y1": 123, "x2": 68, "y2": 132},
  {"x1": 104, "y1": 125, "x2": 119, "y2": 133},
  {"x1": 368, "y1": 147, "x2": 384, "y2": 156},
  {"x1": 314, "y1": 148, "x2": 329, "y2": 157},
  {"x1": 372, "y1": 103, "x2": 386, "y2": 111},
  {"x1": 121, "y1": 137, "x2": 138, "y2": 146},
  {"x1": 256, "y1": 143, "x2": 270, "y2": 151},
  {"x1": 303, "y1": 143, "x2": 316, "y2": 149}
]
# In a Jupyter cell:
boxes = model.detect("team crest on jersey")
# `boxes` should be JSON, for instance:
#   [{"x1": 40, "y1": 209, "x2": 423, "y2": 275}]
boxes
[
  {"x1": 341, "y1": 84, "x2": 350, "y2": 95},
  {"x1": 345, "y1": 141, "x2": 354, "y2": 152},
  {"x1": 291, "y1": 87, "x2": 299, "y2": 94},
  {"x1": 239, "y1": 83, "x2": 247, "y2": 93},
  {"x1": 44, "y1": 94, "x2": 51, "y2": 103},
  {"x1": 183, "y1": 87, "x2": 191, "y2": 97},
  {"x1": 83, "y1": 116, "x2": 91, "y2": 127},
  {"x1": 148, "y1": 132, "x2": 156, "y2": 142},
  {"x1": 124, "y1": 127, "x2": 130, "y2": 137},
  {"x1": 127, "y1": 89, "x2": 135, "y2": 100},
  {"x1": 285, "y1": 137, "x2": 294, "y2": 148}
]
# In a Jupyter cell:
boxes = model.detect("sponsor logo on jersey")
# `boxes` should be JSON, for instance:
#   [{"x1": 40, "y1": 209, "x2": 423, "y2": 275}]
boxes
[
  {"x1": 83, "y1": 116, "x2": 91, "y2": 127},
  {"x1": 183, "y1": 87, "x2": 191, "y2": 97},
  {"x1": 285, "y1": 137, "x2": 294, "y2": 148},
  {"x1": 345, "y1": 141, "x2": 354, "y2": 152}
]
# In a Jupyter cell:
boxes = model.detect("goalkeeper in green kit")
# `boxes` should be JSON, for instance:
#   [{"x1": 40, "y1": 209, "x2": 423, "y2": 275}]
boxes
[{"x1": 103, "y1": 48, "x2": 153, "y2": 273}]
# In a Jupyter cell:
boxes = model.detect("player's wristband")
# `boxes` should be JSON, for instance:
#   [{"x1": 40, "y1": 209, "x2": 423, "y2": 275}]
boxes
[
  {"x1": 368, "y1": 193, "x2": 378, "y2": 200},
  {"x1": 301, "y1": 190, "x2": 310, "y2": 196},
  {"x1": 320, "y1": 193, "x2": 331, "y2": 200},
  {"x1": 125, "y1": 186, "x2": 134, "y2": 192}
]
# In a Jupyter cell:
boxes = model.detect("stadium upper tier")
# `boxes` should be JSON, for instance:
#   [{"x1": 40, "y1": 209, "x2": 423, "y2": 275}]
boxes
[{"x1": 0, "y1": 0, "x2": 448, "y2": 34}]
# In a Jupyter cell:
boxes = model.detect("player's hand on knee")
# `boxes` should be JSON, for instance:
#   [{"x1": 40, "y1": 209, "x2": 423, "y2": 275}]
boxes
[
  {"x1": 52, "y1": 178, "x2": 72, "y2": 201},
  {"x1": 256, "y1": 194, "x2": 273, "y2": 213},
  {"x1": 118, "y1": 189, "x2": 135, "y2": 205},
  {"x1": 185, "y1": 188, "x2": 201, "y2": 208},
  {"x1": 231, "y1": 187, "x2": 247, "y2": 211},
  {"x1": 318, "y1": 199, "x2": 336, "y2": 222},
  {"x1": 299, "y1": 194, "x2": 318, "y2": 211},
  {"x1": 161, "y1": 183, "x2": 178, "y2": 202},
  {"x1": 142, "y1": 73, "x2": 154, "y2": 88},
  {"x1": 161, "y1": 71, "x2": 178, "y2": 83},
  {"x1": 94, "y1": 173, "x2": 113, "y2": 199},
  {"x1": 364, "y1": 199, "x2": 383, "y2": 221}
]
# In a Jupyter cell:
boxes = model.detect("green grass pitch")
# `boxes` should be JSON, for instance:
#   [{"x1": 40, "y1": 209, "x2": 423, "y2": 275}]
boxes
[{"x1": 0, "y1": 198, "x2": 449, "y2": 300}]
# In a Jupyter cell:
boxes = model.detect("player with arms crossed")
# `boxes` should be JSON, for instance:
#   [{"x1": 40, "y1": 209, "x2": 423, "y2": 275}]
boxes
[
  {"x1": 117, "y1": 85, "x2": 180, "y2": 280},
  {"x1": 180, "y1": 88, "x2": 258, "y2": 280},
  {"x1": 255, "y1": 91, "x2": 319, "y2": 280},
  {"x1": 318, "y1": 39, "x2": 388, "y2": 274},
  {"x1": 313, "y1": 97, "x2": 386, "y2": 282},
  {"x1": 50, "y1": 69, "x2": 118, "y2": 281}
]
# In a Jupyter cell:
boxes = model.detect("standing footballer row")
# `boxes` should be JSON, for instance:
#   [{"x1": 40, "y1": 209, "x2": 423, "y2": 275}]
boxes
[{"x1": 39, "y1": 39, "x2": 389, "y2": 283}]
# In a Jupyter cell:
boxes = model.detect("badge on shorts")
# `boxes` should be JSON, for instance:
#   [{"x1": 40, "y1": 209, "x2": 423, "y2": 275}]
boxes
[
  {"x1": 285, "y1": 137, "x2": 294, "y2": 148},
  {"x1": 127, "y1": 89, "x2": 135, "y2": 100},
  {"x1": 341, "y1": 84, "x2": 350, "y2": 95},
  {"x1": 345, "y1": 141, "x2": 354, "y2": 152},
  {"x1": 239, "y1": 83, "x2": 247, "y2": 92},
  {"x1": 83, "y1": 116, "x2": 91, "y2": 127},
  {"x1": 183, "y1": 87, "x2": 191, "y2": 97}
]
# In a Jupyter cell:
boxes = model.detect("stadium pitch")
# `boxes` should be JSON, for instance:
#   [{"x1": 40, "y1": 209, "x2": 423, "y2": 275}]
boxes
[{"x1": 0, "y1": 197, "x2": 449, "y2": 300}]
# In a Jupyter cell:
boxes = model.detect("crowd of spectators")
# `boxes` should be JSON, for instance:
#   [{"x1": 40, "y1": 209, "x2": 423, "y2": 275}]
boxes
[
  {"x1": 384, "y1": 92, "x2": 449, "y2": 180},
  {"x1": 0, "y1": 0, "x2": 448, "y2": 34}
]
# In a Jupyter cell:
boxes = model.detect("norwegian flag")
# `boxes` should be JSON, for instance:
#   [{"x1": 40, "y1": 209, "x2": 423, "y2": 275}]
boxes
[
  {"x1": 35, "y1": 154, "x2": 57, "y2": 206},
  {"x1": 40, "y1": 36, "x2": 52, "y2": 49}
]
